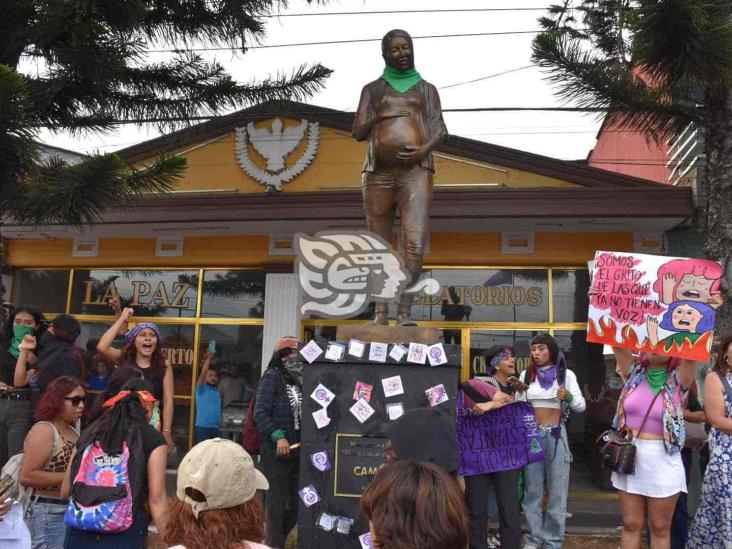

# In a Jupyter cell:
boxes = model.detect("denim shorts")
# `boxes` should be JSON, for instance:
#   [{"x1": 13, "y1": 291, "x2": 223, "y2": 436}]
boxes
[{"x1": 26, "y1": 498, "x2": 68, "y2": 549}]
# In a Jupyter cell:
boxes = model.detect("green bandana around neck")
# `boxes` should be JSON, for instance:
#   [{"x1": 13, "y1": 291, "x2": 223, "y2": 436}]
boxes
[
  {"x1": 8, "y1": 324, "x2": 35, "y2": 359},
  {"x1": 646, "y1": 367, "x2": 668, "y2": 396},
  {"x1": 381, "y1": 66, "x2": 422, "y2": 93}
]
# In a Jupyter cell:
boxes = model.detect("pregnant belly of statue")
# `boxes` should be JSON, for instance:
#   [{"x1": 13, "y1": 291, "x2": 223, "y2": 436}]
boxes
[{"x1": 375, "y1": 117, "x2": 422, "y2": 167}]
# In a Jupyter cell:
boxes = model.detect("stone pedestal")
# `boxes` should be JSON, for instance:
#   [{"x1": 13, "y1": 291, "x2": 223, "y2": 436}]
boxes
[{"x1": 336, "y1": 324, "x2": 440, "y2": 344}]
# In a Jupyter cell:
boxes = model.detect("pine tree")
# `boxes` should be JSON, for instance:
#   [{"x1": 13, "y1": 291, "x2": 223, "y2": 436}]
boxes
[
  {"x1": 0, "y1": 1, "x2": 330, "y2": 302},
  {"x1": 0, "y1": 0, "x2": 331, "y2": 227},
  {"x1": 533, "y1": 0, "x2": 732, "y2": 335}
]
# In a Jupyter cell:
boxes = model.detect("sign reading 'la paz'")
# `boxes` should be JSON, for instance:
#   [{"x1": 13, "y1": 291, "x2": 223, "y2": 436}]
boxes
[{"x1": 82, "y1": 280, "x2": 192, "y2": 309}]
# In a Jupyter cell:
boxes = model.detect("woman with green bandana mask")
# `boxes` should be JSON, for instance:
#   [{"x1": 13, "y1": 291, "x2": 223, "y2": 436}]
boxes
[
  {"x1": 607, "y1": 348, "x2": 698, "y2": 549},
  {"x1": 587, "y1": 281, "x2": 722, "y2": 549},
  {"x1": 0, "y1": 305, "x2": 44, "y2": 470}
]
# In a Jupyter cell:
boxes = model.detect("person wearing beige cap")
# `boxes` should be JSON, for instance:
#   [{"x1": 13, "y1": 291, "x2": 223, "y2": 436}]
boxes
[
  {"x1": 253, "y1": 336, "x2": 302, "y2": 548},
  {"x1": 165, "y1": 438, "x2": 271, "y2": 549}
]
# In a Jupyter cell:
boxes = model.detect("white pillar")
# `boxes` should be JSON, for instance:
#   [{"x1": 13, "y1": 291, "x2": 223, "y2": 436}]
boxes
[{"x1": 261, "y1": 273, "x2": 300, "y2": 375}]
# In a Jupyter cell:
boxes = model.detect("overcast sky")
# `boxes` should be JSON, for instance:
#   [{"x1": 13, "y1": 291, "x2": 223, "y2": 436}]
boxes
[{"x1": 35, "y1": 0, "x2": 604, "y2": 161}]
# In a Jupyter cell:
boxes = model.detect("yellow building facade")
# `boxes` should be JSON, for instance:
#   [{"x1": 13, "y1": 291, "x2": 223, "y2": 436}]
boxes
[{"x1": 4, "y1": 102, "x2": 693, "y2": 464}]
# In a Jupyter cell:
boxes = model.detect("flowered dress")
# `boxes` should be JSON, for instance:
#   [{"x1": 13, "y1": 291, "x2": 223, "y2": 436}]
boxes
[{"x1": 687, "y1": 371, "x2": 732, "y2": 549}]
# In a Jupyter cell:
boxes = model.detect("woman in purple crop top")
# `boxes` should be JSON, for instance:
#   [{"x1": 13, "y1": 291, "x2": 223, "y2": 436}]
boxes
[{"x1": 610, "y1": 346, "x2": 697, "y2": 549}]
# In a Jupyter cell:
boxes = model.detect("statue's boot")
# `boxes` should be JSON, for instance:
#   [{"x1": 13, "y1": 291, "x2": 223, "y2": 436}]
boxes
[
  {"x1": 396, "y1": 295, "x2": 417, "y2": 327},
  {"x1": 371, "y1": 302, "x2": 389, "y2": 326}
]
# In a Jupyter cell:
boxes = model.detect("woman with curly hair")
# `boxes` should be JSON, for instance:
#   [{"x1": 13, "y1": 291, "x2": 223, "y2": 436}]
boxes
[
  {"x1": 361, "y1": 460, "x2": 469, "y2": 549},
  {"x1": 165, "y1": 438, "x2": 270, "y2": 549},
  {"x1": 0, "y1": 304, "x2": 44, "y2": 469},
  {"x1": 97, "y1": 308, "x2": 174, "y2": 450},
  {"x1": 21, "y1": 376, "x2": 85, "y2": 548}
]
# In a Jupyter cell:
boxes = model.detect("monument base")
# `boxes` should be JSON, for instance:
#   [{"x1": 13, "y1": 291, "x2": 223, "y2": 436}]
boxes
[{"x1": 336, "y1": 324, "x2": 441, "y2": 344}]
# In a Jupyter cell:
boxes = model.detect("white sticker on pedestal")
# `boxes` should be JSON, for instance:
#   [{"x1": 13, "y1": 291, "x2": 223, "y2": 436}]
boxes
[
  {"x1": 310, "y1": 383, "x2": 335, "y2": 408},
  {"x1": 427, "y1": 343, "x2": 448, "y2": 366},
  {"x1": 389, "y1": 344, "x2": 407, "y2": 362},
  {"x1": 407, "y1": 342, "x2": 427, "y2": 364},
  {"x1": 381, "y1": 375, "x2": 404, "y2": 398},
  {"x1": 386, "y1": 402, "x2": 405, "y2": 420},
  {"x1": 368, "y1": 342, "x2": 388, "y2": 362},
  {"x1": 312, "y1": 408, "x2": 331, "y2": 429},
  {"x1": 349, "y1": 398, "x2": 375, "y2": 424},
  {"x1": 348, "y1": 339, "x2": 366, "y2": 358},
  {"x1": 325, "y1": 342, "x2": 345, "y2": 361},
  {"x1": 300, "y1": 340, "x2": 323, "y2": 363}
]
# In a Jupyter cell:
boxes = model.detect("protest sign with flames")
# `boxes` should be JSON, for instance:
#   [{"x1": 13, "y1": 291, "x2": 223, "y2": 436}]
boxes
[{"x1": 587, "y1": 251, "x2": 722, "y2": 362}]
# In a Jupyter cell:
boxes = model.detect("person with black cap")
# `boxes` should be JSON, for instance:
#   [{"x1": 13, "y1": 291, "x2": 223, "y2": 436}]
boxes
[{"x1": 14, "y1": 314, "x2": 85, "y2": 412}]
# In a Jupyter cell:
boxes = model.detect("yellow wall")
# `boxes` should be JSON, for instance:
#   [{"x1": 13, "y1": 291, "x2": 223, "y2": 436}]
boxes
[
  {"x1": 5, "y1": 231, "x2": 632, "y2": 268},
  {"x1": 149, "y1": 120, "x2": 578, "y2": 193}
]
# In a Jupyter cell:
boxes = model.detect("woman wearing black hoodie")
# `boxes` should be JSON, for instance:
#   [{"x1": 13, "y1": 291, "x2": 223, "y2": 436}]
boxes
[{"x1": 15, "y1": 314, "x2": 85, "y2": 412}]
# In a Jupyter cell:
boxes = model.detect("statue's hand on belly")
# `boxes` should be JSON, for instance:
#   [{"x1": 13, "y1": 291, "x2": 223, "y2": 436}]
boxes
[{"x1": 374, "y1": 107, "x2": 423, "y2": 168}]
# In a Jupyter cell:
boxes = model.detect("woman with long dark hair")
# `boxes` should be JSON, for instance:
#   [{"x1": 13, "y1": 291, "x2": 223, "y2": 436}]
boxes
[
  {"x1": 253, "y1": 337, "x2": 302, "y2": 549},
  {"x1": 361, "y1": 460, "x2": 469, "y2": 549},
  {"x1": 21, "y1": 376, "x2": 85, "y2": 548},
  {"x1": 165, "y1": 438, "x2": 270, "y2": 549},
  {"x1": 517, "y1": 333, "x2": 586, "y2": 549},
  {"x1": 96, "y1": 308, "x2": 174, "y2": 450},
  {"x1": 62, "y1": 378, "x2": 169, "y2": 548},
  {"x1": 687, "y1": 333, "x2": 732, "y2": 547},
  {"x1": 0, "y1": 305, "x2": 43, "y2": 469}
]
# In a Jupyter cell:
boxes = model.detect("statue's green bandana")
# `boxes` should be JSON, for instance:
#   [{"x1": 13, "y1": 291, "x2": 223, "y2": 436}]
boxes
[{"x1": 381, "y1": 66, "x2": 422, "y2": 93}]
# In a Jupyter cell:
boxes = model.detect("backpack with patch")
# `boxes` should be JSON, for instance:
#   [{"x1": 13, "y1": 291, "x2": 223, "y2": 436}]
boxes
[{"x1": 64, "y1": 441, "x2": 133, "y2": 533}]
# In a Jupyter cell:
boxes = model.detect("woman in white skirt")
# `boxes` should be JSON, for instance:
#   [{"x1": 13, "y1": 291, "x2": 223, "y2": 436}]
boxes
[{"x1": 610, "y1": 347, "x2": 697, "y2": 549}]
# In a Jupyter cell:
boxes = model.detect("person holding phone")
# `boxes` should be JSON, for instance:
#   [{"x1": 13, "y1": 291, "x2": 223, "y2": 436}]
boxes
[{"x1": 194, "y1": 348, "x2": 221, "y2": 444}]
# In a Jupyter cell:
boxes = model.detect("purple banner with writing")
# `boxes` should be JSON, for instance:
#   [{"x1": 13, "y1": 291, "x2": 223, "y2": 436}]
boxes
[{"x1": 457, "y1": 401, "x2": 544, "y2": 476}]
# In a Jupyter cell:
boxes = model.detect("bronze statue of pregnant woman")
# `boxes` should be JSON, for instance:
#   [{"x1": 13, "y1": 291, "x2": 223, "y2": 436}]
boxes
[{"x1": 352, "y1": 29, "x2": 447, "y2": 326}]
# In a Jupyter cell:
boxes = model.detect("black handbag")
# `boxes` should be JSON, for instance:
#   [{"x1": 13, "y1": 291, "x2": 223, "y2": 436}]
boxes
[{"x1": 597, "y1": 389, "x2": 661, "y2": 475}]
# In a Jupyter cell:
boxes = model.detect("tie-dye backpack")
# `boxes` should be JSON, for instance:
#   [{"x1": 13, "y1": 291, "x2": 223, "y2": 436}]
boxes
[{"x1": 64, "y1": 441, "x2": 133, "y2": 533}]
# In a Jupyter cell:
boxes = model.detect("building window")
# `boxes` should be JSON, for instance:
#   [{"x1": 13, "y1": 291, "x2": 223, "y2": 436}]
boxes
[
  {"x1": 12, "y1": 270, "x2": 70, "y2": 313},
  {"x1": 69, "y1": 269, "x2": 199, "y2": 317},
  {"x1": 12, "y1": 268, "x2": 265, "y2": 451},
  {"x1": 201, "y1": 270, "x2": 265, "y2": 318}
]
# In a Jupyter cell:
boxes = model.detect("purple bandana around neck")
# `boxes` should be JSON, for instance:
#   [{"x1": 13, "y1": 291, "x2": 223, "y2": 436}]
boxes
[
  {"x1": 125, "y1": 322, "x2": 162, "y2": 346},
  {"x1": 536, "y1": 365, "x2": 558, "y2": 390}
]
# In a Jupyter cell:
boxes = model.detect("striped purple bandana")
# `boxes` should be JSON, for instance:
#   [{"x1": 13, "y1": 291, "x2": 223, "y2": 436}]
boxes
[{"x1": 125, "y1": 322, "x2": 162, "y2": 346}]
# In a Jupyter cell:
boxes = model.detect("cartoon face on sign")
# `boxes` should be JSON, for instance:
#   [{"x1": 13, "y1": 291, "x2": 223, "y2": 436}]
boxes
[
  {"x1": 588, "y1": 251, "x2": 722, "y2": 362},
  {"x1": 653, "y1": 258, "x2": 722, "y2": 305}
]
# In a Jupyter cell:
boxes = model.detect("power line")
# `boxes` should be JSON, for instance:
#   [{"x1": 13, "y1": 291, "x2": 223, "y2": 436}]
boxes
[
  {"x1": 439, "y1": 65, "x2": 534, "y2": 90},
  {"x1": 148, "y1": 30, "x2": 541, "y2": 53},
  {"x1": 264, "y1": 8, "x2": 548, "y2": 17},
  {"x1": 34, "y1": 106, "x2": 609, "y2": 128}
]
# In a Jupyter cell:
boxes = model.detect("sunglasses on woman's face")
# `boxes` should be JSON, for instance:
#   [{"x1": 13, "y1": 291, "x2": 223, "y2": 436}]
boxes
[{"x1": 64, "y1": 396, "x2": 86, "y2": 407}]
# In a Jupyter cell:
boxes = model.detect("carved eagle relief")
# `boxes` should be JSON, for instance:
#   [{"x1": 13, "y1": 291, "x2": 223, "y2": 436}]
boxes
[
  {"x1": 246, "y1": 118, "x2": 308, "y2": 172},
  {"x1": 235, "y1": 118, "x2": 320, "y2": 192}
]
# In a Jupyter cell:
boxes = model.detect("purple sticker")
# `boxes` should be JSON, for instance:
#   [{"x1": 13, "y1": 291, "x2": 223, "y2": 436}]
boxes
[
  {"x1": 298, "y1": 484, "x2": 321, "y2": 508},
  {"x1": 359, "y1": 532, "x2": 374, "y2": 549},
  {"x1": 311, "y1": 451, "x2": 331, "y2": 472}
]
